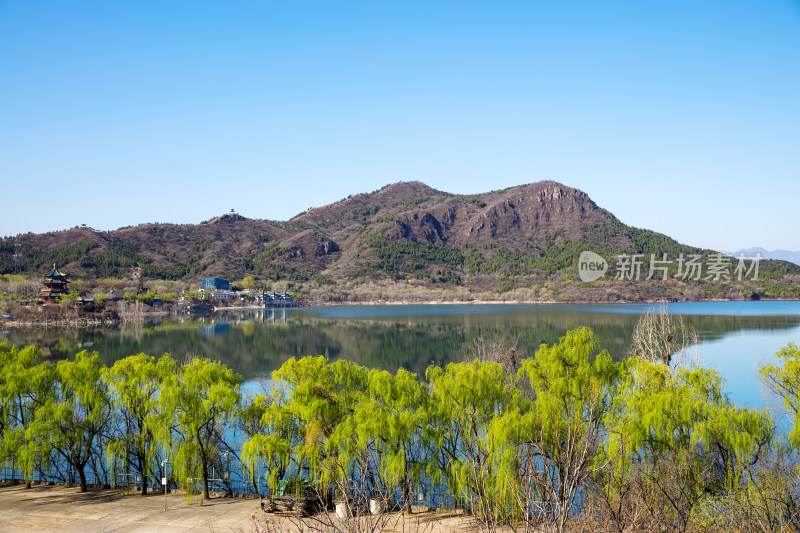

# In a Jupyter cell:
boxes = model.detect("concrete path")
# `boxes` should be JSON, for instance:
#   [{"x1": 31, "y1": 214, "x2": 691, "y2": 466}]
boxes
[
  {"x1": 0, "y1": 483, "x2": 497, "y2": 533},
  {"x1": 0, "y1": 484, "x2": 262, "y2": 532}
]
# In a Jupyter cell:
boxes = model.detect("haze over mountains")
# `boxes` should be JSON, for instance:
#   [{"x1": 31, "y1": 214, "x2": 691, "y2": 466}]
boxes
[
  {"x1": 729, "y1": 248, "x2": 800, "y2": 267},
  {"x1": 2, "y1": 180, "x2": 798, "y2": 302}
]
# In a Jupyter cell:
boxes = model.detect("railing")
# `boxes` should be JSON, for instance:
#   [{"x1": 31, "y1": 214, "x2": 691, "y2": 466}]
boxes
[
  {"x1": 0, "y1": 465, "x2": 266, "y2": 497},
  {"x1": 0, "y1": 465, "x2": 561, "y2": 518}
]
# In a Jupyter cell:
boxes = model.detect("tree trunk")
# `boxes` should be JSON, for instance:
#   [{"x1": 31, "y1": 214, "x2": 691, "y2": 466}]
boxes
[
  {"x1": 402, "y1": 481, "x2": 412, "y2": 514},
  {"x1": 141, "y1": 455, "x2": 150, "y2": 495},
  {"x1": 202, "y1": 460, "x2": 210, "y2": 499},
  {"x1": 77, "y1": 465, "x2": 88, "y2": 493}
]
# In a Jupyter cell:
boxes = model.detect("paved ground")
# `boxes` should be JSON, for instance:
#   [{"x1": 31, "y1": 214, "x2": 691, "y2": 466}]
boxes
[
  {"x1": 0, "y1": 483, "x2": 263, "y2": 532},
  {"x1": 0, "y1": 483, "x2": 491, "y2": 533}
]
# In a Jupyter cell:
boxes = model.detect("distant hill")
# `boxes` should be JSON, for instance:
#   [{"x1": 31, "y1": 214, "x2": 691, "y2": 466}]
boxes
[
  {"x1": 729, "y1": 247, "x2": 800, "y2": 267},
  {"x1": 3, "y1": 180, "x2": 798, "y2": 302}
]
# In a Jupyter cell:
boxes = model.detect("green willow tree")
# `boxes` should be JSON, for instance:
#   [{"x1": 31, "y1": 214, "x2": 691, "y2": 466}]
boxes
[
  {"x1": 160, "y1": 357, "x2": 241, "y2": 499},
  {"x1": 280, "y1": 358, "x2": 369, "y2": 495},
  {"x1": 353, "y1": 368, "x2": 430, "y2": 513},
  {"x1": 243, "y1": 356, "x2": 375, "y2": 513},
  {"x1": 490, "y1": 327, "x2": 621, "y2": 533},
  {"x1": 598, "y1": 358, "x2": 771, "y2": 532},
  {"x1": 761, "y1": 342, "x2": 800, "y2": 447},
  {"x1": 0, "y1": 344, "x2": 57, "y2": 487},
  {"x1": 240, "y1": 391, "x2": 297, "y2": 495},
  {"x1": 0, "y1": 334, "x2": 788, "y2": 531},
  {"x1": 426, "y1": 358, "x2": 521, "y2": 525},
  {"x1": 31, "y1": 351, "x2": 113, "y2": 492},
  {"x1": 106, "y1": 353, "x2": 176, "y2": 495}
]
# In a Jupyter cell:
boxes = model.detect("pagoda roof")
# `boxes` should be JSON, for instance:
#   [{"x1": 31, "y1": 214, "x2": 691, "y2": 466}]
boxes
[
  {"x1": 38, "y1": 289, "x2": 67, "y2": 297},
  {"x1": 44, "y1": 264, "x2": 67, "y2": 278}
]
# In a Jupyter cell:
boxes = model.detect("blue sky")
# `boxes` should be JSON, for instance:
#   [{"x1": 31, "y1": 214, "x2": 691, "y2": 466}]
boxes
[{"x1": 1, "y1": 1, "x2": 798, "y2": 251}]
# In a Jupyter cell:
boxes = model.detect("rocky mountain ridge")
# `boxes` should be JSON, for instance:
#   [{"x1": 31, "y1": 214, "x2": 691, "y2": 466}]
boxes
[{"x1": 2, "y1": 180, "x2": 798, "y2": 302}]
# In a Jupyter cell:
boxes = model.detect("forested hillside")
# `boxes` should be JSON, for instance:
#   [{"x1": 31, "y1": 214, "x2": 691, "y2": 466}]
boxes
[{"x1": 2, "y1": 181, "x2": 798, "y2": 302}]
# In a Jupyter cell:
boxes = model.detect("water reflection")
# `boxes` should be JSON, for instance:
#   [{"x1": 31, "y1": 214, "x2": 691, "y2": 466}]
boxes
[{"x1": 3, "y1": 303, "x2": 800, "y2": 383}]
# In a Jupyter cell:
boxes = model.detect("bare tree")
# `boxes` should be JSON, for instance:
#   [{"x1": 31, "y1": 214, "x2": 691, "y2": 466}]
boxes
[
  {"x1": 686, "y1": 444, "x2": 800, "y2": 533},
  {"x1": 628, "y1": 305, "x2": 700, "y2": 367},
  {"x1": 118, "y1": 300, "x2": 146, "y2": 323},
  {"x1": 4, "y1": 278, "x2": 40, "y2": 298},
  {"x1": 465, "y1": 334, "x2": 522, "y2": 375}
]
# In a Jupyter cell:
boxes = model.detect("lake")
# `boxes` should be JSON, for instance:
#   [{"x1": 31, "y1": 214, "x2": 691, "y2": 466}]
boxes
[{"x1": 3, "y1": 301, "x2": 800, "y2": 408}]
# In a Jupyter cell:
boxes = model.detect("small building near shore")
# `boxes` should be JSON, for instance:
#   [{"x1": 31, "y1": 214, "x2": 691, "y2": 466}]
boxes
[
  {"x1": 108, "y1": 289, "x2": 137, "y2": 300},
  {"x1": 37, "y1": 264, "x2": 69, "y2": 301},
  {"x1": 266, "y1": 292, "x2": 293, "y2": 306},
  {"x1": 212, "y1": 291, "x2": 236, "y2": 300},
  {"x1": 236, "y1": 290, "x2": 252, "y2": 301},
  {"x1": 257, "y1": 292, "x2": 271, "y2": 304},
  {"x1": 76, "y1": 296, "x2": 95, "y2": 310}
]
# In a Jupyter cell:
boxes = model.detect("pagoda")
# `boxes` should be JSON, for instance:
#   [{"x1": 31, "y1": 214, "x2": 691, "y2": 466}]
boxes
[{"x1": 38, "y1": 264, "x2": 69, "y2": 301}]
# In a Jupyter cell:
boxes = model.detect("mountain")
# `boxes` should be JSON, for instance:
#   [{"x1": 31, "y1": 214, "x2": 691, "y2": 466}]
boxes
[
  {"x1": 729, "y1": 248, "x2": 800, "y2": 267},
  {"x1": 2, "y1": 181, "x2": 798, "y2": 302}
]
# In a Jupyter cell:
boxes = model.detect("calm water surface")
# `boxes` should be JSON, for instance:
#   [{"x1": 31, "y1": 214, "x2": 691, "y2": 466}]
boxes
[{"x1": 3, "y1": 301, "x2": 800, "y2": 407}]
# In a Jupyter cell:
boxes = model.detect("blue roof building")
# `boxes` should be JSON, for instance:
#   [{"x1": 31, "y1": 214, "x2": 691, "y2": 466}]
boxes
[{"x1": 201, "y1": 277, "x2": 231, "y2": 291}]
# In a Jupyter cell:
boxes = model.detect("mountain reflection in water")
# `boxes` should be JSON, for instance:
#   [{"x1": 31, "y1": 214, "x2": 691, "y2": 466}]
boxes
[{"x1": 3, "y1": 303, "x2": 800, "y2": 384}]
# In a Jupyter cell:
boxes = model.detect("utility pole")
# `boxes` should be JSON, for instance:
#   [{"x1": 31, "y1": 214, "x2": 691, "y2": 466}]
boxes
[{"x1": 13, "y1": 239, "x2": 22, "y2": 274}]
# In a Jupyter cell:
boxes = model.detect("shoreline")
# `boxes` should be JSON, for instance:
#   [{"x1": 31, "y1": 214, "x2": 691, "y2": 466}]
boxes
[
  {"x1": 3, "y1": 297, "x2": 799, "y2": 329},
  {"x1": 298, "y1": 296, "x2": 800, "y2": 306}
]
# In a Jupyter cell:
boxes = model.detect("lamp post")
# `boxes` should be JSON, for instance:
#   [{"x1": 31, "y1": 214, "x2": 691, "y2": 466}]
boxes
[{"x1": 161, "y1": 457, "x2": 170, "y2": 512}]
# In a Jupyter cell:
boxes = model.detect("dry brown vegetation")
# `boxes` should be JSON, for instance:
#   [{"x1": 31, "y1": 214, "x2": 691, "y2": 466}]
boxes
[{"x1": 3, "y1": 180, "x2": 799, "y2": 303}]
